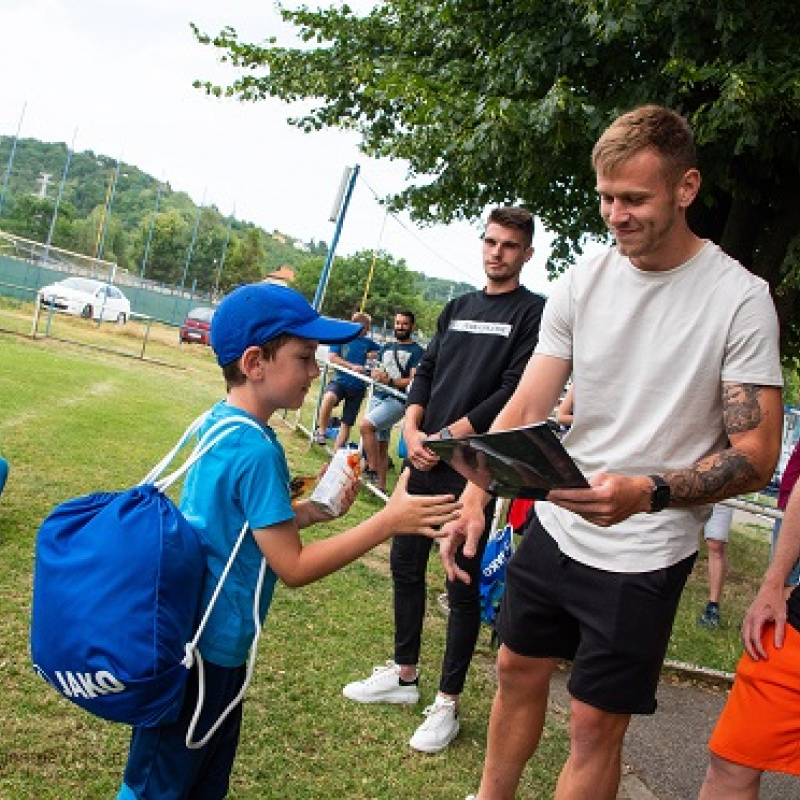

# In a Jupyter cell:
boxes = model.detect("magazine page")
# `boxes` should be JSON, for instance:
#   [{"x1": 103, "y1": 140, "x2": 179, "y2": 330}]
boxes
[{"x1": 423, "y1": 423, "x2": 588, "y2": 499}]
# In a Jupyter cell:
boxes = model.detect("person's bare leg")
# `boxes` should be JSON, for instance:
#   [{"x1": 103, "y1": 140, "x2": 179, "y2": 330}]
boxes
[
  {"x1": 376, "y1": 440, "x2": 390, "y2": 490},
  {"x1": 334, "y1": 422, "x2": 351, "y2": 450},
  {"x1": 316, "y1": 391, "x2": 338, "y2": 437},
  {"x1": 706, "y1": 539, "x2": 728, "y2": 605},
  {"x1": 477, "y1": 648, "x2": 558, "y2": 800},
  {"x1": 360, "y1": 418, "x2": 379, "y2": 472},
  {"x1": 698, "y1": 753, "x2": 762, "y2": 800},
  {"x1": 553, "y1": 699, "x2": 630, "y2": 800}
]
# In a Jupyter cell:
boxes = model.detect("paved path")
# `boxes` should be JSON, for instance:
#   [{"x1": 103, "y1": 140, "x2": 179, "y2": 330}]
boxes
[{"x1": 547, "y1": 667, "x2": 799, "y2": 799}]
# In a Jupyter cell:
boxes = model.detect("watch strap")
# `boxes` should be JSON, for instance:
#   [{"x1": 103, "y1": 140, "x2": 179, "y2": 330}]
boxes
[{"x1": 648, "y1": 474, "x2": 670, "y2": 513}]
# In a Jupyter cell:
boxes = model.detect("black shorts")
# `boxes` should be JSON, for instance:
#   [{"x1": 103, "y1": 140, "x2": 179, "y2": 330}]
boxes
[
  {"x1": 497, "y1": 514, "x2": 696, "y2": 715},
  {"x1": 324, "y1": 380, "x2": 367, "y2": 426}
]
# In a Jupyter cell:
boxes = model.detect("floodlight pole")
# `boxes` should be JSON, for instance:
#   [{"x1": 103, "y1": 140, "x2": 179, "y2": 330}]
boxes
[
  {"x1": 140, "y1": 178, "x2": 163, "y2": 279},
  {"x1": 213, "y1": 207, "x2": 234, "y2": 300},
  {"x1": 312, "y1": 164, "x2": 359, "y2": 311},
  {"x1": 96, "y1": 157, "x2": 122, "y2": 278},
  {"x1": 180, "y1": 193, "x2": 205, "y2": 293},
  {"x1": 43, "y1": 128, "x2": 77, "y2": 265},
  {"x1": 0, "y1": 101, "x2": 26, "y2": 221}
]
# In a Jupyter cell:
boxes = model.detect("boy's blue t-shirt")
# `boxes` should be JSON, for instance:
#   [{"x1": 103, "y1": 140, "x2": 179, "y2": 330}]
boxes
[
  {"x1": 180, "y1": 401, "x2": 295, "y2": 667},
  {"x1": 329, "y1": 335, "x2": 379, "y2": 390}
]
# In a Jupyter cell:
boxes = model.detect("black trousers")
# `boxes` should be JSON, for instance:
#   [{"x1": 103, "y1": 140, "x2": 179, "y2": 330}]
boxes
[{"x1": 390, "y1": 464, "x2": 494, "y2": 695}]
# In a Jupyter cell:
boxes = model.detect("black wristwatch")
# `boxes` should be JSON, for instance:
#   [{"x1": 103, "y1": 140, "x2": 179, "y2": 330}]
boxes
[
  {"x1": 439, "y1": 426, "x2": 454, "y2": 440},
  {"x1": 648, "y1": 475, "x2": 670, "y2": 513}
]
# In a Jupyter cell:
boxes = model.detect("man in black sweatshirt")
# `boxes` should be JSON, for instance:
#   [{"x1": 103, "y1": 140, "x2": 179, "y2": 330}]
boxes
[{"x1": 343, "y1": 206, "x2": 545, "y2": 753}]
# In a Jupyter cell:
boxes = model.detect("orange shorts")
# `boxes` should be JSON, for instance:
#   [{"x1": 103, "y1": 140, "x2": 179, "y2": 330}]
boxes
[{"x1": 709, "y1": 622, "x2": 800, "y2": 776}]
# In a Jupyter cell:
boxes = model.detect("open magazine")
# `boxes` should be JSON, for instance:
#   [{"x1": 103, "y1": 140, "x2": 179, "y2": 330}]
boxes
[{"x1": 423, "y1": 423, "x2": 588, "y2": 499}]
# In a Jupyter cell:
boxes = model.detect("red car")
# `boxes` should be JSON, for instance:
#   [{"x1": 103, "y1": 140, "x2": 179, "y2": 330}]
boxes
[{"x1": 179, "y1": 306, "x2": 215, "y2": 346}]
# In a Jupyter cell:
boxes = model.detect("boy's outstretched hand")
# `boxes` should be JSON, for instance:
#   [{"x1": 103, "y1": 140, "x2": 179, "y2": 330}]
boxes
[{"x1": 384, "y1": 468, "x2": 461, "y2": 537}]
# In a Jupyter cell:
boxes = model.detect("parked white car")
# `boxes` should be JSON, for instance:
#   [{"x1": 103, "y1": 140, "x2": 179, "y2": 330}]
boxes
[{"x1": 38, "y1": 277, "x2": 131, "y2": 323}]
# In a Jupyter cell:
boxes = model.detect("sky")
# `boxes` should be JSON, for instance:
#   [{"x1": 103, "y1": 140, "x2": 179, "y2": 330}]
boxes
[{"x1": 0, "y1": 0, "x2": 573, "y2": 295}]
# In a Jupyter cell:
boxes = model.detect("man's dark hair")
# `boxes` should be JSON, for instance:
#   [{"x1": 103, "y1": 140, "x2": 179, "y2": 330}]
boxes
[
  {"x1": 486, "y1": 207, "x2": 534, "y2": 248},
  {"x1": 396, "y1": 310, "x2": 415, "y2": 325}
]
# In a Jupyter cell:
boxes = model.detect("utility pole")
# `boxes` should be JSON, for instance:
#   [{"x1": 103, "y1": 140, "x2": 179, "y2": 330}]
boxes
[{"x1": 35, "y1": 172, "x2": 53, "y2": 199}]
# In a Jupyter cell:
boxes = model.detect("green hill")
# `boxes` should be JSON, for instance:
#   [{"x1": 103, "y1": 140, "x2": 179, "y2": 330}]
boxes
[{"x1": 0, "y1": 135, "x2": 472, "y2": 306}]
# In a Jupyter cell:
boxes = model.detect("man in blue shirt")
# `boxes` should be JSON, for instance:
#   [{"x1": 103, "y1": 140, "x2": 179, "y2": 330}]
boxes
[{"x1": 314, "y1": 311, "x2": 379, "y2": 449}]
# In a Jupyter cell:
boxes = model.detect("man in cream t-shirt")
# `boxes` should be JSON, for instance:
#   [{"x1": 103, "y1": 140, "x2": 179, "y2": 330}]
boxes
[{"x1": 444, "y1": 105, "x2": 783, "y2": 800}]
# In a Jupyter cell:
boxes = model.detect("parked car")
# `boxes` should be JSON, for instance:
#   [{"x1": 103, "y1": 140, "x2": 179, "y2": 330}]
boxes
[
  {"x1": 179, "y1": 306, "x2": 215, "y2": 345},
  {"x1": 38, "y1": 277, "x2": 131, "y2": 323}
]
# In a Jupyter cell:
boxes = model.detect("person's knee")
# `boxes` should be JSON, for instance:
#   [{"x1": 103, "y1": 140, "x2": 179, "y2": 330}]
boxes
[
  {"x1": 569, "y1": 701, "x2": 629, "y2": 758},
  {"x1": 495, "y1": 648, "x2": 553, "y2": 697},
  {"x1": 360, "y1": 417, "x2": 376, "y2": 437},
  {"x1": 706, "y1": 539, "x2": 726, "y2": 556},
  {"x1": 703, "y1": 753, "x2": 761, "y2": 795},
  {"x1": 320, "y1": 392, "x2": 337, "y2": 414}
]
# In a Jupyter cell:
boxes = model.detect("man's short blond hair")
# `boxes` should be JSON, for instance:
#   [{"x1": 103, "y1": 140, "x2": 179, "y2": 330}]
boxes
[
  {"x1": 351, "y1": 311, "x2": 371, "y2": 328},
  {"x1": 591, "y1": 105, "x2": 697, "y2": 183}
]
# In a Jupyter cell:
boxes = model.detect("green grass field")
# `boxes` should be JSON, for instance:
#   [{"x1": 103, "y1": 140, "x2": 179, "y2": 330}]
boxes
[{"x1": 0, "y1": 315, "x2": 775, "y2": 798}]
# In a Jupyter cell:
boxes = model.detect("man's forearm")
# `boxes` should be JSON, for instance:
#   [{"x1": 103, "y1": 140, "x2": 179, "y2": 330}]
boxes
[{"x1": 661, "y1": 448, "x2": 763, "y2": 507}]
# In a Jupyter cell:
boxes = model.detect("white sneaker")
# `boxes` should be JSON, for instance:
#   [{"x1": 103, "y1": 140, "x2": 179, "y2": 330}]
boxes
[
  {"x1": 409, "y1": 695, "x2": 460, "y2": 753},
  {"x1": 342, "y1": 661, "x2": 420, "y2": 704}
]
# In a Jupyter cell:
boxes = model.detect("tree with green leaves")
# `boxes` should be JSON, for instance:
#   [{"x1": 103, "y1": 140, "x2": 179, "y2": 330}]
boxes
[
  {"x1": 3, "y1": 194, "x2": 54, "y2": 243},
  {"x1": 292, "y1": 249, "x2": 428, "y2": 328},
  {"x1": 132, "y1": 209, "x2": 191, "y2": 285},
  {"x1": 193, "y1": 0, "x2": 800, "y2": 356},
  {"x1": 220, "y1": 227, "x2": 266, "y2": 293}
]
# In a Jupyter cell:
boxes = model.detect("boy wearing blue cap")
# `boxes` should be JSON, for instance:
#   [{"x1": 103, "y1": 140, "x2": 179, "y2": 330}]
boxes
[{"x1": 117, "y1": 283, "x2": 460, "y2": 800}]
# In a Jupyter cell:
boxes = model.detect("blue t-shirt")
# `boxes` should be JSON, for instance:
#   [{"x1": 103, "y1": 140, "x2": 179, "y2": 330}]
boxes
[
  {"x1": 180, "y1": 401, "x2": 295, "y2": 667},
  {"x1": 375, "y1": 340, "x2": 424, "y2": 398},
  {"x1": 329, "y1": 335, "x2": 379, "y2": 390}
]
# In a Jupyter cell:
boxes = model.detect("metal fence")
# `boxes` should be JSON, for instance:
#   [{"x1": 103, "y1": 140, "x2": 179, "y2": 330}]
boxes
[{"x1": 0, "y1": 230, "x2": 213, "y2": 328}]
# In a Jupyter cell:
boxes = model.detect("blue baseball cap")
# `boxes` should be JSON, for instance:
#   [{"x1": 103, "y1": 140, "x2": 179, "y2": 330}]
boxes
[{"x1": 211, "y1": 283, "x2": 363, "y2": 366}]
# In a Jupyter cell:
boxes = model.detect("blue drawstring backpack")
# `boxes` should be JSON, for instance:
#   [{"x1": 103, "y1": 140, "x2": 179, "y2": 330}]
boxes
[
  {"x1": 479, "y1": 523, "x2": 514, "y2": 642},
  {"x1": 30, "y1": 413, "x2": 270, "y2": 747}
]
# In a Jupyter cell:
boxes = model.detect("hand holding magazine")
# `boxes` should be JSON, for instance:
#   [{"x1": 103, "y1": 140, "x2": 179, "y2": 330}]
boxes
[{"x1": 423, "y1": 423, "x2": 588, "y2": 500}]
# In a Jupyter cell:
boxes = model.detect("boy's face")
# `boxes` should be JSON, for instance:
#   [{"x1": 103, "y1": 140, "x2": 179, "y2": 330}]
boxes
[{"x1": 262, "y1": 337, "x2": 321, "y2": 410}]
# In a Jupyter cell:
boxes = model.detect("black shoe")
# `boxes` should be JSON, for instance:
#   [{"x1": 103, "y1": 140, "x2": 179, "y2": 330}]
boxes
[
  {"x1": 698, "y1": 603, "x2": 720, "y2": 629},
  {"x1": 364, "y1": 469, "x2": 379, "y2": 483}
]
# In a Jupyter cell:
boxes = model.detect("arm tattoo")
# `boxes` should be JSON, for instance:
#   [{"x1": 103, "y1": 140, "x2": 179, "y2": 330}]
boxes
[
  {"x1": 722, "y1": 384, "x2": 763, "y2": 435},
  {"x1": 664, "y1": 451, "x2": 759, "y2": 506},
  {"x1": 663, "y1": 384, "x2": 765, "y2": 506}
]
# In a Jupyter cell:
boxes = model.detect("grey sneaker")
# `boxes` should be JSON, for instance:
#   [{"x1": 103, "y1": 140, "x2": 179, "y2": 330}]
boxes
[
  {"x1": 312, "y1": 430, "x2": 326, "y2": 445},
  {"x1": 342, "y1": 661, "x2": 420, "y2": 704},
  {"x1": 409, "y1": 696, "x2": 460, "y2": 753}
]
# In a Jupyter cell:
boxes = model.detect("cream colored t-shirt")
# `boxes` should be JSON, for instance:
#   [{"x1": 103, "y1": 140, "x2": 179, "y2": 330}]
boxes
[{"x1": 535, "y1": 241, "x2": 782, "y2": 572}]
